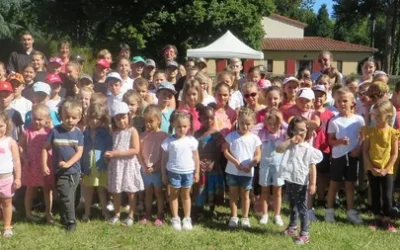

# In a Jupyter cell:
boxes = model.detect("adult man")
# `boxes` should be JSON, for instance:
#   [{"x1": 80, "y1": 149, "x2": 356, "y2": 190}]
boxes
[{"x1": 8, "y1": 31, "x2": 36, "y2": 73}]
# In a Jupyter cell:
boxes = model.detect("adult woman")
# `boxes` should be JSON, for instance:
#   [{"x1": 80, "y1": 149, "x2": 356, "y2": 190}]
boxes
[
  {"x1": 311, "y1": 51, "x2": 342, "y2": 82},
  {"x1": 161, "y1": 44, "x2": 186, "y2": 77},
  {"x1": 59, "y1": 41, "x2": 71, "y2": 73},
  {"x1": 359, "y1": 57, "x2": 379, "y2": 82}
]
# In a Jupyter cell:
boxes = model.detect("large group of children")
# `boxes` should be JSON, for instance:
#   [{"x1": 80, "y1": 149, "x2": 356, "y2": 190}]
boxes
[{"x1": 0, "y1": 43, "x2": 399, "y2": 245}]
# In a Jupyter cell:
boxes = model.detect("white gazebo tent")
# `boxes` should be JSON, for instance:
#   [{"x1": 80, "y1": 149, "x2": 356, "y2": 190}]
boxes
[{"x1": 187, "y1": 30, "x2": 264, "y2": 59}]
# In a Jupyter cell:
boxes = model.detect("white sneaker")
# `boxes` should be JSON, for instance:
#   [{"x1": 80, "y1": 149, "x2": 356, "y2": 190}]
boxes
[
  {"x1": 325, "y1": 208, "x2": 336, "y2": 223},
  {"x1": 274, "y1": 215, "x2": 284, "y2": 226},
  {"x1": 228, "y1": 217, "x2": 239, "y2": 228},
  {"x1": 106, "y1": 202, "x2": 114, "y2": 212},
  {"x1": 171, "y1": 217, "x2": 182, "y2": 231},
  {"x1": 308, "y1": 209, "x2": 317, "y2": 222},
  {"x1": 182, "y1": 217, "x2": 193, "y2": 231},
  {"x1": 241, "y1": 217, "x2": 251, "y2": 228},
  {"x1": 259, "y1": 214, "x2": 269, "y2": 225},
  {"x1": 347, "y1": 209, "x2": 363, "y2": 224}
]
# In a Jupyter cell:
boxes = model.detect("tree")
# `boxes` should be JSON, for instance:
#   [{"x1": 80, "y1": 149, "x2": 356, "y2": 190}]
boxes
[
  {"x1": 0, "y1": 0, "x2": 32, "y2": 39},
  {"x1": 309, "y1": 4, "x2": 333, "y2": 38}
]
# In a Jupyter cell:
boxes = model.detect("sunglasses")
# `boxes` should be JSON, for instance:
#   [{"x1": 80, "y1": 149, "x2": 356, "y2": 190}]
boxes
[
  {"x1": 244, "y1": 92, "x2": 257, "y2": 99},
  {"x1": 318, "y1": 58, "x2": 329, "y2": 63}
]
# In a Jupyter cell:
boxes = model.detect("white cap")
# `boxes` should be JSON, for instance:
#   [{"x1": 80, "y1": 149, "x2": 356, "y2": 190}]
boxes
[
  {"x1": 312, "y1": 84, "x2": 327, "y2": 94},
  {"x1": 283, "y1": 76, "x2": 300, "y2": 86},
  {"x1": 33, "y1": 81, "x2": 51, "y2": 95},
  {"x1": 110, "y1": 102, "x2": 130, "y2": 117},
  {"x1": 106, "y1": 72, "x2": 123, "y2": 82},
  {"x1": 296, "y1": 88, "x2": 315, "y2": 100}
]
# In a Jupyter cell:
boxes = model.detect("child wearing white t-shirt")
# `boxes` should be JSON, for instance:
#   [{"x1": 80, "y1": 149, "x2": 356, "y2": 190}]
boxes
[
  {"x1": 326, "y1": 87, "x2": 365, "y2": 225},
  {"x1": 161, "y1": 111, "x2": 199, "y2": 231},
  {"x1": 223, "y1": 107, "x2": 261, "y2": 228},
  {"x1": 8, "y1": 74, "x2": 32, "y2": 122}
]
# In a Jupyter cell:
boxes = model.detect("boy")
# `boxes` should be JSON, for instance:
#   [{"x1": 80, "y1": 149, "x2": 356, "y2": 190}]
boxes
[
  {"x1": 229, "y1": 58, "x2": 245, "y2": 88},
  {"x1": 156, "y1": 82, "x2": 176, "y2": 133},
  {"x1": 166, "y1": 61, "x2": 179, "y2": 84},
  {"x1": 0, "y1": 62, "x2": 7, "y2": 81},
  {"x1": 326, "y1": 87, "x2": 364, "y2": 224},
  {"x1": 62, "y1": 62, "x2": 81, "y2": 97},
  {"x1": 131, "y1": 56, "x2": 145, "y2": 79},
  {"x1": 78, "y1": 74, "x2": 94, "y2": 89},
  {"x1": 0, "y1": 81, "x2": 24, "y2": 141},
  {"x1": 42, "y1": 98, "x2": 84, "y2": 231},
  {"x1": 25, "y1": 82, "x2": 61, "y2": 127},
  {"x1": 106, "y1": 72, "x2": 124, "y2": 110},
  {"x1": 93, "y1": 59, "x2": 110, "y2": 95},
  {"x1": 45, "y1": 73, "x2": 63, "y2": 113},
  {"x1": 9, "y1": 73, "x2": 32, "y2": 122}
]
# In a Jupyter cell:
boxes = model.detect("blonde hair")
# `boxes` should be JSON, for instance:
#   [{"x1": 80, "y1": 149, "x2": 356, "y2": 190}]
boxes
[
  {"x1": 169, "y1": 110, "x2": 193, "y2": 135},
  {"x1": 91, "y1": 93, "x2": 107, "y2": 106},
  {"x1": 217, "y1": 70, "x2": 237, "y2": 91},
  {"x1": 32, "y1": 104, "x2": 50, "y2": 125},
  {"x1": 0, "y1": 111, "x2": 13, "y2": 137},
  {"x1": 123, "y1": 90, "x2": 142, "y2": 116},
  {"x1": 97, "y1": 49, "x2": 112, "y2": 60},
  {"x1": 238, "y1": 107, "x2": 256, "y2": 123},
  {"x1": 336, "y1": 86, "x2": 354, "y2": 100},
  {"x1": 372, "y1": 99, "x2": 394, "y2": 125},
  {"x1": 241, "y1": 82, "x2": 258, "y2": 93},
  {"x1": 182, "y1": 79, "x2": 203, "y2": 105},
  {"x1": 85, "y1": 103, "x2": 111, "y2": 128},
  {"x1": 60, "y1": 97, "x2": 83, "y2": 118},
  {"x1": 79, "y1": 86, "x2": 94, "y2": 95},
  {"x1": 194, "y1": 72, "x2": 212, "y2": 87},
  {"x1": 143, "y1": 104, "x2": 162, "y2": 122},
  {"x1": 323, "y1": 67, "x2": 342, "y2": 85},
  {"x1": 316, "y1": 74, "x2": 330, "y2": 85},
  {"x1": 265, "y1": 108, "x2": 283, "y2": 127},
  {"x1": 134, "y1": 78, "x2": 149, "y2": 88},
  {"x1": 229, "y1": 58, "x2": 242, "y2": 65}
]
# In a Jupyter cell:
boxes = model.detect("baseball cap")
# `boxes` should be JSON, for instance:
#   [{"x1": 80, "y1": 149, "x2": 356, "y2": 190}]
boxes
[
  {"x1": 0, "y1": 81, "x2": 13, "y2": 92},
  {"x1": 110, "y1": 102, "x2": 130, "y2": 117},
  {"x1": 33, "y1": 82, "x2": 51, "y2": 95},
  {"x1": 145, "y1": 59, "x2": 156, "y2": 68},
  {"x1": 49, "y1": 57, "x2": 63, "y2": 66},
  {"x1": 96, "y1": 59, "x2": 110, "y2": 69},
  {"x1": 257, "y1": 79, "x2": 271, "y2": 89},
  {"x1": 7, "y1": 73, "x2": 25, "y2": 85},
  {"x1": 258, "y1": 65, "x2": 267, "y2": 74},
  {"x1": 131, "y1": 56, "x2": 145, "y2": 64},
  {"x1": 46, "y1": 73, "x2": 63, "y2": 84},
  {"x1": 70, "y1": 54, "x2": 84, "y2": 62},
  {"x1": 166, "y1": 61, "x2": 179, "y2": 69},
  {"x1": 283, "y1": 77, "x2": 300, "y2": 86},
  {"x1": 296, "y1": 88, "x2": 315, "y2": 100},
  {"x1": 312, "y1": 85, "x2": 327, "y2": 94},
  {"x1": 79, "y1": 74, "x2": 93, "y2": 83},
  {"x1": 106, "y1": 72, "x2": 122, "y2": 82},
  {"x1": 157, "y1": 82, "x2": 177, "y2": 95}
]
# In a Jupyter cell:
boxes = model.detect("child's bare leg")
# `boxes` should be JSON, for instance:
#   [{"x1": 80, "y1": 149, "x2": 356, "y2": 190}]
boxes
[
  {"x1": 113, "y1": 193, "x2": 122, "y2": 217},
  {"x1": 43, "y1": 186, "x2": 53, "y2": 221},
  {"x1": 2, "y1": 198, "x2": 13, "y2": 229},
  {"x1": 128, "y1": 192, "x2": 137, "y2": 218},
  {"x1": 229, "y1": 187, "x2": 239, "y2": 218},
  {"x1": 169, "y1": 187, "x2": 180, "y2": 218},
  {"x1": 327, "y1": 181, "x2": 339, "y2": 209},
  {"x1": 83, "y1": 186, "x2": 94, "y2": 218},
  {"x1": 261, "y1": 186, "x2": 269, "y2": 215},
  {"x1": 24, "y1": 186, "x2": 35, "y2": 218},
  {"x1": 241, "y1": 188, "x2": 250, "y2": 218},
  {"x1": 97, "y1": 187, "x2": 108, "y2": 216},
  {"x1": 317, "y1": 174, "x2": 329, "y2": 204},
  {"x1": 273, "y1": 186, "x2": 282, "y2": 216},
  {"x1": 344, "y1": 181, "x2": 354, "y2": 210},
  {"x1": 180, "y1": 187, "x2": 191, "y2": 218},
  {"x1": 154, "y1": 187, "x2": 164, "y2": 217},
  {"x1": 144, "y1": 187, "x2": 153, "y2": 218}
]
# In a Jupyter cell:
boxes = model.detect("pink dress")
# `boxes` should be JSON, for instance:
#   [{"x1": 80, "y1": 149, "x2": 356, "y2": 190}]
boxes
[
  {"x1": 215, "y1": 107, "x2": 237, "y2": 137},
  {"x1": 22, "y1": 127, "x2": 54, "y2": 187},
  {"x1": 107, "y1": 128, "x2": 144, "y2": 193}
]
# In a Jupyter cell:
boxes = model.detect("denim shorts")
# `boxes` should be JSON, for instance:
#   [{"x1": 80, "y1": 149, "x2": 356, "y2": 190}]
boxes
[
  {"x1": 167, "y1": 171, "x2": 194, "y2": 188},
  {"x1": 141, "y1": 169, "x2": 163, "y2": 188},
  {"x1": 226, "y1": 173, "x2": 253, "y2": 190}
]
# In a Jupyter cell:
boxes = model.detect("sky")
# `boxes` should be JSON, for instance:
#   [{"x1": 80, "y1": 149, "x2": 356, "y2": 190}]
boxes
[{"x1": 313, "y1": 0, "x2": 334, "y2": 16}]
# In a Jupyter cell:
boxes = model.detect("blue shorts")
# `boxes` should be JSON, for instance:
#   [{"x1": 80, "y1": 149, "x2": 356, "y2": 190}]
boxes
[
  {"x1": 141, "y1": 169, "x2": 163, "y2": 188},
  {"x1": 226, "y1": 173, "x2": 253, "y2": 190},
  {"x1": 167, "y1": 171, "x2": 193, "y2": 188},
  {"x1": 259, "y1": 166, "x2": 284, "y2": 187}
]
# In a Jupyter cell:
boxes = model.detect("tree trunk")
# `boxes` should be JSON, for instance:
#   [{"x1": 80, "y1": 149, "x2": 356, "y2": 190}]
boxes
[
  {"x1": 383, "y1": 2, "x2": 395, "y2": 75},
  {"x1": 370, "y1": 13, "x2": 376, "y2": 48},
  {"x1": 392, "y1": 0, "x2": 400, "y2": 75}
]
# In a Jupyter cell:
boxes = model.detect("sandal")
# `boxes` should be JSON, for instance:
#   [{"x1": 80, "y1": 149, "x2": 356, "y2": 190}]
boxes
[
  {"x1": 108, "y1": 215, "x2": 120, "y2": 225},
  {"x1": 3, "y1": 228, "x2": 13, "y2": 238},
  {"x1": 153, "y1": 218, "x2": 164, "y2": 226},
  {"x1": 26, "y1": 215, "x2": 42, "y2": 223},
  {"x1": 139, "y1": 216, "x2": 148, "y2": 224},
  {"x1": 46, "y1": 213, "x2": 55, "y2": 224},
  {"x1": 122, "y1": 217, "x2": 134, "y2": 227}
]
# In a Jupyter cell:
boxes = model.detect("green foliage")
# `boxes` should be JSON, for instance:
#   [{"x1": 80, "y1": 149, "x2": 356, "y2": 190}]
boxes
[{"x1": 311, "y1": 4, "x2": 333, "y2": 38}]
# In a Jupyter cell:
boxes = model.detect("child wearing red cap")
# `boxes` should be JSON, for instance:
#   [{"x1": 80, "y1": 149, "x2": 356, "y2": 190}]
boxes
[
  {"x1": 47, "y1": 57, "x2": 63, "y2": 74},
  {"x1": 0, "y1": 81, "x2": 24, "y2": 141},
  {"x1": 9, "y1": 73, "x2": 32, "y2": 123},
  {"x1": 93, "y1": 59, "x2": 110, "y2": 95},
  {"x1": 45, "y1": 73, "x2": 63, "y2": 113}
]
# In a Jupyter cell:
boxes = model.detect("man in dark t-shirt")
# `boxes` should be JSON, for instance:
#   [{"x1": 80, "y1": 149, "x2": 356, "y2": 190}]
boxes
[{"x1": 8, "y1": 31, "x2": 36, "y2": 73}]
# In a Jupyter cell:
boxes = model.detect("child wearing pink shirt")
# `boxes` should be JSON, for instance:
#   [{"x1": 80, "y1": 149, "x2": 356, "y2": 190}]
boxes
[
  {"x1": 214, "y1": 83, "x2": 237, "y2": 137},
  {"x1": 178, "y1": 79, "x2": 203, "y2": 132}
]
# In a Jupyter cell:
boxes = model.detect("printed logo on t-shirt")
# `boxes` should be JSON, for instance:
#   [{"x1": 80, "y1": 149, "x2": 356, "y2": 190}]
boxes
[{"x1": 0, "y1": 147, "x2": 5, "y2": 154}]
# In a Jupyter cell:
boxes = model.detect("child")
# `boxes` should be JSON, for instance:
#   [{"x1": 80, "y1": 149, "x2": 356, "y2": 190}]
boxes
[
  {"x1": 93, "y1": 59, "x2": 110, "y2": 95},
  {"x1": 360, "y1": 57, "x2": 378, "y2": 82},
  {"x1": 0, "y1": 111, "x2": 22, "y2": 237},
  {"x1": 156, "y1": 82, "x2": 176, "y2": 133},
  {"x1": 176, "y1": 66, "x2": 200, "y2": 106},
  {"x1": 25, "y1": 82, "x2": 61, "y2": 127},
  {"x1": 241, "y1": 82, "x2": 263, "y2": 112},
  {"x1": 45, "y1": 73, "x2": 63, "y2": 113},
  {"x1": 78, "y1": 86, "x2": 94, "y2": 131},
  {"x1": 214, "y1": 83, "x2": 237, "y2": 137},
  {"x1": 0, "y1": 62, "x2": 6, "y2": 81},
  {"x1": 147, "y1": 70, "x2": 164, "y2": 104},
  {"x1": 0, "y1": 81, "x2": 24, "y2": 141},
  {"x1": 323, "y1": 67, "x2": 342, "y2": 85},
  {"x1": 195, "y1": 72, "x2": 215, "y2": 106},
  {"x1": 47, "y1": 57, "x2": 63, "y2": 74},
  {"x1": 362, "y1": 100, "x2": 398, "y2": 232},
  {"x1": 256, "y1": 86, "x2": 282, "y2": 123},
  {"x1": 356, "y1": 81, "x2": 372, "y2": 120},
  {"x1": 123, "y1": 90, "x2": 145, "y2": 133},
  {"x1": 22, "y1": 64, "x2": 36, "y2": 101},
  {"x1": 134, "y1": 78, "x2": 151, "y2": 108},
  {"x1": 277, "y1": 116, "x2": 322, "y2": 244},
  {"x1": 247, "y1": 66, "x2": 262, "y2": 84},
  {"x1": 224, "y1": 107, "x2": 262, "y2": 228},
  {"x1": 21, "y1": 104, "x2": 54, "y2": 223},
  {"x1": 144, "y1": 59, "x2": 156, "y2": 84},
  {"x1": 106, "y1": 102, "x2": 144, "y2": 226},
  {"x1": 326, "y1": 84, "x2": 343, "y2": 116},
  {"x1": 106, "y1": 72, "x2": 124, "y2": 110},
  {"x1": 78, "y1": 75, "x2": 94, "y2": 89},
  {"x1": 326, "y1": 87, "x2": 364, "y2": 224},
  {"x1": 316, "y1": 74, "x2": 334, "y2": 106},
  {"x1": 81, "y1": 103, "x2": 113, "y2": 221},
  {"x1": 193, "y1": 107, "x2": 224, "y2": 219},
  {"x1": 117, "y1": 58, "x2": 134, "y2": 94},
  {"x1": 345, "y1": 76, "x2": 359, "y2": 98},
  {"x1": 42, "y1": 98, "x2": 84, "y2": 231},
  {"x1": 138, "y1": 105, "x2": 168, "y2": 225},
  {"x1": 166, "y1": 61, "x2": 179, "y2": 84},
  {"x1": 258, "y1": 109, "x2": 287, "y2": 226},
  {"x1": 64, "y1": 62, "x2": 81, "y2": 97},
  {"x1": 31, "y1": 51, "x2": 47, "y2": 82},
  {"x1": 131, "y1": 56, "x2": 145, "y2": 80},
  {"x1": 372, "y1": 71, "x2": 389, "y2": 84},
  {"x1": 161, "y1": 111, "x2": 200, "y2": 230},
  {"x1": 217, "y1": 71, "x2": 243, "y2": 111},
  {"x1": 178, "y1": 79, "x2": 203, "y2": 132},
  {"x1": 228, "y1": 58, "x2": 245, "y2": 88},
  {"x1": 9, "y1": 73, "x2": 32, "y2": 122},
  {"x1": 366, "y1": 81, "x2": 395, "y2": 127},
  {"x1": 280, "y1": 77, "x2": 299, "y2": 115}
]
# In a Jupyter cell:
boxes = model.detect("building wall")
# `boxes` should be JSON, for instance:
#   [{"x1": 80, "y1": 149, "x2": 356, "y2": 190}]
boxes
[{"x1": 262, "y1": 17, "x2": 304, "y2": 39}]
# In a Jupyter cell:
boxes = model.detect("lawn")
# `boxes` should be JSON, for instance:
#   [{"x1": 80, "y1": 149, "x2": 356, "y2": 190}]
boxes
[{"x1": 0, "y1": 204, "x2": 399, "y2": 250}]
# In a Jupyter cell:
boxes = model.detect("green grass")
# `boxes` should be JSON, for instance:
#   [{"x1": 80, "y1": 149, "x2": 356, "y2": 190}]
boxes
[{"x1": 0, "y1": 205, "x2": 399, "y2": 250}]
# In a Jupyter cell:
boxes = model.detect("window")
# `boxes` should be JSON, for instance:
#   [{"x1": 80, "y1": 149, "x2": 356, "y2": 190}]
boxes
[
  {"x1": 296, "y1": 60, "x2": 313, "y2": 74},
  {"x1": 337, "y1": 60, "x2": 343, "y2": 72},
  {"x1": 267, "y1": 60, "x2": 273, "y2": 72}
]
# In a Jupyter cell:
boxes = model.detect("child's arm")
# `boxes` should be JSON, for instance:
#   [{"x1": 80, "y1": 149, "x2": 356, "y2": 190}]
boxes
[
  {"x1": 243, "y1": 145, "x2": 261, "y2": 173},
  {"x1": 59, "y1": 146, "x2": 84, "y2": 169},
  {"x1": 10, "y1": 139, "x2": 22, "y2": 189},
  {"x1": 308, "y1": 164, "x2": 316, "y2": 195},
  {"x1": 105, "y1": 128, "x2": 140, "y2": 158},
  {"x1": 170, "y1": 96, "x2": 176, "y2": 110},
  {"x1": 276, "y1": 136, "x2": 300, "y2": 153},
  {"x1": 309, "y1": 115, "x2": 321, "y2": 131},
  {"x1": 362, "y1": 138, "x2": 380, "y2": 176},
  {"x1": 144, "y1": 94, "x2": 154, "y2": 104},
  {"x1": 161, "y1": 151, "x2": 169, "y2": 185},
  {"x1": 328, "y1": 133, "x2": 349, "y2": 147},
  {"x1": 19, "y1": 131, "x2": 26, "y2": 166},
  {"x1": 222, "y1": 142, "x2": 241, "y2": 169},
  {"x1": 193, "y1": 150, "x2": 200, "y2": 182},
  {"x1": 42, "y1": 142, "x2": 51, "y2": 175},
  {"x1": 381, "y1": 138, "x2": 399, "y2": 176}
]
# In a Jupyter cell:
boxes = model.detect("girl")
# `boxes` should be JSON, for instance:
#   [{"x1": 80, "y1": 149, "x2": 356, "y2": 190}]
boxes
[
  {"x1": 356, "y1": 81, "x2": 372, "y2": 121},
  {"x1": 123, "y1": 90, "x2": 145, "y2": 133},
  {"x1": 21, "y1": 105, "x2": 53, "y2": 223},
  {"x1": 323, "y1": 67, "x2": 342, "y2": 85},
  {"x1": 143, "y1": 59, "x2": 156, "y2": 85},
  {"x1": 362, "y1": 100, "x2": 398, "y2": 232},
  {"x1": 31, "y1": 51, "x2": 47, "y2": 82},
  {"x1": 316, "y1": 74, "x2": 334, "y2": 106},
  {"x1": 97, "y1": 49, "x2": 113, "y2": 64},
  {"x1": 59, "y1": 41, "x2": 70, "y2": 73},
  {"x1": 161, "y1": 111, "x2": 200, "y2": 231},
  {"x1": 247, "y1": 66, "x2": 262, "y2": 84},
  {"x1": 0, "y1": 111, "x2": 22, "y2": 237},
  {"x1": 77, "y1": 87, "x2": 93, "y2": 131},
  {"x1": 193, "y1": 107, "x2": 224, "y2": 220},
  {"x1": 178, "y1": 79, "x2": 203, "y2": 132},
  {"x1": 296, "y1": 67, "x2": 312, "y2": 88},
  {"x1": 258, "y1": 109, "x2": 286, "y2": 226},
  {"x1": 22, "y1": 64, "x2": 36, "y2": 101},
  {"x1": 138, "y1": 105, "x2": 168, "y2": 226},
  {"x1": 224, "y1": 107, "x2": 262, "y2": 228},
  {"x1": 46, "y1": 74, "x2": 63, "y2": 113},
  {"x1": 214, "y1": 83, "x2": 237, "y2": 137},
  {"x1": 277, "y1": 116, "x2": 322, "y2": 244},
  {"x1": 106, "y1": 102, "x2": 144, "y2": 226},
  {"x1": 217, "y1": 71, "x2": 243, "y2": 111},
  {"x1": 241, "y1": 82, "x2": 263, "y2": 112},
  {"x1": 117, "y1": 58, "x2": 134, "y2": 94},
  {"x1": 81, "y1": 103, "x2": 113, "y2": 221},
  {"x1": 345, "y1": 76, "x2": 359, "y2": 99},
  {"x1": 360, "y1": 57, "x2": 378, "y2": 82},
  {"x1": 147, "y1": 70, "x2": 165, "y2": 104},
  {"x1": 280, "y1": 77, "x2": 299, "y2": 115},
  {"x1": 257, "y1": 86, "x2": 283, "y2": 123},
  {"x1": 195, "y1": 72, "x2": 215, "y2": 106}
]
